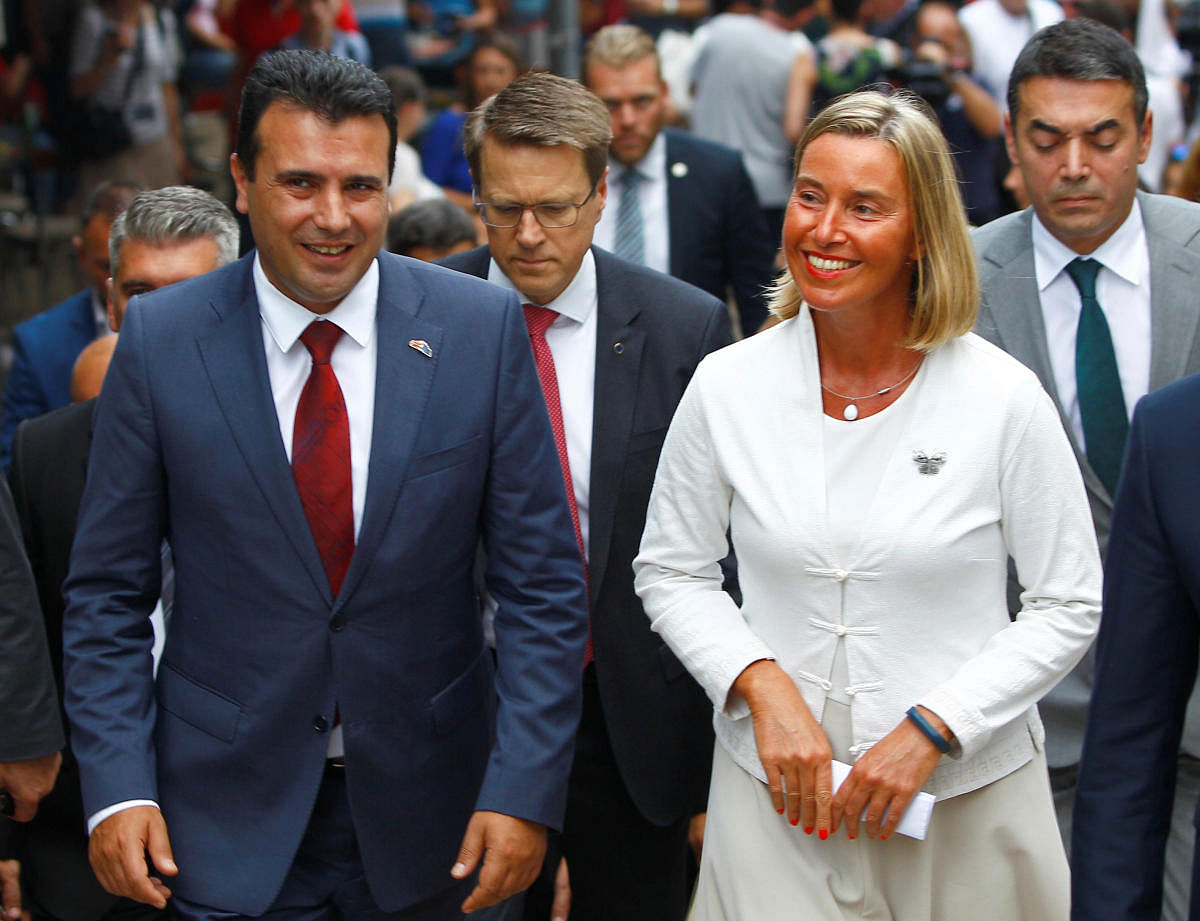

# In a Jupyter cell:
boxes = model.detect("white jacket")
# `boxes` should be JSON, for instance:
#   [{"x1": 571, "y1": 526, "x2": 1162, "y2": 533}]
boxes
[{"x1": 633, "y1": 310, "x2": 1101, "y2": 799}]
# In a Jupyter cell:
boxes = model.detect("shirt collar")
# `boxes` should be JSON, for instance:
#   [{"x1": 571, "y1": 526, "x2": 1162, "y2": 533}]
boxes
[
  {"x1": 1032, "y1": 198, "x2": 1146, "y2": 292},
  {"x1": 255, "y1": 253, "x2": 379, "y2": 353},
  {"x1": 610, "y1": 131, "x2": 666, "y2": 185},
  {"x1": 486, "y1": 248, "x2": 597, "y2": 325}
]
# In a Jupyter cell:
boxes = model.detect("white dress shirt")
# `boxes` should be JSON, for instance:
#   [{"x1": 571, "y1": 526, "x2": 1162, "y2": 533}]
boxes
[
  {"x1": 594, "y1": 133, "x2": 670, "y2": 275},
  {"x1": 488, "y1": 250, "x2": 597, "y2": 557},
  {"x1": 1032, "y1": 202, "x2": 1151, "y2": 447},
  {"x1": 88, "y1": 255, "x2": 381, "y2": 833}
]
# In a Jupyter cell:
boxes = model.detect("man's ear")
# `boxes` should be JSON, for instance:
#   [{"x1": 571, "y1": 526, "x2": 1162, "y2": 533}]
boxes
[
  {"x1": 106, "y1": 277, "x2": 118, "y2": 333},
  {"x1": 231, "y1": 153, "x2": 250, "y2": 216},
  {"x1": 1003, "y1": 111, "x2": 1019, "y2": 167}
]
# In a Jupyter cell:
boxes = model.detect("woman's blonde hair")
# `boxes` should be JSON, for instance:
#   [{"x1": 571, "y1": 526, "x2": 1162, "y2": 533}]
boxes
[{"x1": 769, "y1": 90, "x2": 978, "y2": 351}]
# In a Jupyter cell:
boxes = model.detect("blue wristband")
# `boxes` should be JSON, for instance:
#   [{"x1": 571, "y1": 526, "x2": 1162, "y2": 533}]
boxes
[{"x1": 906, "y1": 706, "x2": 951, "y2": 754}]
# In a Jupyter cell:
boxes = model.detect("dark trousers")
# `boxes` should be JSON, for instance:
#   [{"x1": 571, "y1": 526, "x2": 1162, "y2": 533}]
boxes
[
  {"x1": 555, "y1": 670, "x2": 691, "y2": 921},
  {"x1": 171, "y1": 767, "x2": 472, "y2": 921}
]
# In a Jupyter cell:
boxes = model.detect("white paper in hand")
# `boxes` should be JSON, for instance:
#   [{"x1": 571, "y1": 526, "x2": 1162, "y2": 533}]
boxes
[{"x1": 830, "y1": 760, "x2": 935, "y2": 840}]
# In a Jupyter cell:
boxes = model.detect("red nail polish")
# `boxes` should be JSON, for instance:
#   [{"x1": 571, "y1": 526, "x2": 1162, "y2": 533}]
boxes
[
  {"x1": 790, "y1": 817, "x2": 799, "y2": 826},
  {"x1": 777, "y1": 807, "x2": 784, "y2": 815},
  {"x1": 819, "y1": 829, "x2": 828, "y2": 840},
  {"x1": 804, "y1": 826, "x2": 813, "y2": 834},
  {"x1": 848, "y1": 833, "x2": 856, "y2": 840},
  {"x1": 880, "y1": 834, "x2": 889, "y2": 841}
]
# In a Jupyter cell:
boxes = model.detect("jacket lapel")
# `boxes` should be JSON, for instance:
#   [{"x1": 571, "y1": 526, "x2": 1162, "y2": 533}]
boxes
[
  {"x1": 195, "y1": 260, "x2": 332, "y2": 602},
  {"x1": 588, "y1": 252, "x2": 644, "y2": 606},
  {"x1": 1144, "y1": 196, "x2": 1200, "y2": 391},
  {"x1": 337, "y1": 257, "x2": 444, "y2": 605},
  {"x1": 665, "y1": 131, "x2": 687, "y2": 279},
  {"x1": 980, "y1": 215, "x2": 1112, "y2": 503}
]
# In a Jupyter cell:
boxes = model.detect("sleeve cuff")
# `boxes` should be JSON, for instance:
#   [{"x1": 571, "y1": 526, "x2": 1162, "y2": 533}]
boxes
[{"x1": 87, "y1": 800, "x2": 160, "y2": 835}]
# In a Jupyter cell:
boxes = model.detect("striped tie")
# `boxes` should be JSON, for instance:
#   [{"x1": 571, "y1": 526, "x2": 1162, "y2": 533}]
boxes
[{"x1": 613, "y1": 169, "x2": 645, "y2": 264}]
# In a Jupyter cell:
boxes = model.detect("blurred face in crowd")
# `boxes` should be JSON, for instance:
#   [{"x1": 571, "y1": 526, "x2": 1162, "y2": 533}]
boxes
[
  {"x1": 298, "y1": 0, "x2": 338, "y2": 33},
  {"x1": 232, "y1": 102, "x2": 390, "y2": 314},
  {"x1": 913, "y1": 3, "x2": 972, "y2": 72},
  {"x1": 108, "y1": 236, "x2": 224, "y2": 331},
  {"x1": 1006, "y1": 76, "x2": 1150, "y2": 255},
  {"x1": 76, "y1": 215, "x2": 114, "y2": 300},
  {"x1": 476, "y1": 138, "x2": 606, "y2": 306},
  {"x1": 468, "y1": 47, "x2": 519, "y2": 108},
  {"x1": 585, "y1": 55, "x2": 669, "y2": 167}
]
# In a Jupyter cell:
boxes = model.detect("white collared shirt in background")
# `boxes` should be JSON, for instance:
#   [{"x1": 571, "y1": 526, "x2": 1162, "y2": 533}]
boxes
[
  {"x1": 488, "y1": 250, "x2": 597, "y2": 557},
  {"x1": 1032, "y1": 202, "x2": 1151, "y2": 448},
  {"x1": 594, "y1": 133, "x2": 670, "y2": 275}
]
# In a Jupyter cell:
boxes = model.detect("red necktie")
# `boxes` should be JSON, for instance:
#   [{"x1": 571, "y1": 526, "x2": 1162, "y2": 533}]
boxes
[
  {"x1": 293, "y1": 320, "x2": 355, "y2": 597},
  {"x1": 523, "y1": 304, "x2": 592, "y2": 666}
]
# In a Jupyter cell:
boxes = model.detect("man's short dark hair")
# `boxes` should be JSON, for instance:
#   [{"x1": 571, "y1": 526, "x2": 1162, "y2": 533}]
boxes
[
  {"x1": 236, "y1": 50, "x2": 398, "y2": 181},
  {"x1": 387, "y1": 199, "x2": 477, "y2": 256},
  {"x1": 1007, "y1": 18, "x2": 1147, "y2": 127},
  {"x1": 465, "y1": 73, "x2": 612, "y2": 190},
  {"x1": 80, "y1": 180, "x2": 142, "y2": 230}
]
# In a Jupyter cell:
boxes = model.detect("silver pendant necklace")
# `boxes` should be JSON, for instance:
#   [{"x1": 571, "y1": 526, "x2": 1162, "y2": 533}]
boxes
[{"x1": 821, "y1": 359, "x2": 922, "y2": 421}]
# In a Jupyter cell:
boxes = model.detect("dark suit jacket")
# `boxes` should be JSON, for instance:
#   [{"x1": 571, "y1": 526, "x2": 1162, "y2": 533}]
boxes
[
  {"x1": 663, "y1": 128, "x2": 777, "y2": 336},
  {"x1": 8, "y1": 399, "x2": 160, "y2": 921},
  {"x1": 1072, "y1": 373, "x2": 1200, "y2": 921},
  {"x1": 0, "y1": 289, "x2": 100, "y2": 472},
  {"x1": 0, "y1": 474, "x2": 61, "y2": 762},
  {"x1": 10, "y1": 400, "x2": 94, "y2": 700},
  {"x1": 440, "y1": 245, "x2": 732, "y2": 825},
  {"x1": 62, "y1": 252, "x2": 589, "y2": 915}
]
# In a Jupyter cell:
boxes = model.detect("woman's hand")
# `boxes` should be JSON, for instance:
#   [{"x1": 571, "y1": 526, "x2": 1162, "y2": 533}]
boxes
[
  {"x1": 831, "y1": 706, "x2": 951, "y2": 840},
  {"x1": 731, "y1": 660, "x2": 834, "y2": 835}
]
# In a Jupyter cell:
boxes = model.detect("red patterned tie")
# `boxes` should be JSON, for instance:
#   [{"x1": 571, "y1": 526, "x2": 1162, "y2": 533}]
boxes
[
  {"x1": 293, "y1": 320, "x2": 355, "y2": 597},
  {"x1": 523, "y1": 304, "x2": 592, "y2": 666}
]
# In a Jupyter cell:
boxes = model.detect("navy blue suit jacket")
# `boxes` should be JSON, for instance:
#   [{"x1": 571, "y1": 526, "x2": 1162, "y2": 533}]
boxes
[
  {"x1": 0, "y1": 288, "x2": 99, "y2": 472},
  {"x1": 439, "y1": 246, "x2": 731, "y2": 825},
  {"x1": 1072, "y1": 373, "x2": 1200, "y2": 921},
  {"x1": 662, "y1": 128, "x2": 777, "y2": 336},
  {"x1": 62, "y1": 252, "x2": 588, "y2": 915}
]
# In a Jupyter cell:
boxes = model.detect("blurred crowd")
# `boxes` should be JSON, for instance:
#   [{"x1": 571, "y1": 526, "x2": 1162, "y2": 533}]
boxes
[{"x1": 1, "y1": 0, "x2": 1199, "y2": 234}]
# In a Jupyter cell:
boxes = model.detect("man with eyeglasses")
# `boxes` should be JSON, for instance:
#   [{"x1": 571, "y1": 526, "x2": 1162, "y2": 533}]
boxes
[
  {"x1": 441, "y1": 72, "x2": 732, "y2": 921},
  {"x1": 582, "y1": 24, "x2": 777, "y2": 336}
]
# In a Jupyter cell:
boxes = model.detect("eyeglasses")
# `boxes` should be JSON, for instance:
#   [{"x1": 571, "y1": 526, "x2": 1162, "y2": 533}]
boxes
[{"x1": 472, "y1": 182, "x2": 599, "y2": 229}]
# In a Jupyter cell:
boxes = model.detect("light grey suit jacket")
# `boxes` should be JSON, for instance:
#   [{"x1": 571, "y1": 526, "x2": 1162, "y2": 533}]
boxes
[{"x1": 973, "y1": 190, "x2": 1200, "y2": 768}]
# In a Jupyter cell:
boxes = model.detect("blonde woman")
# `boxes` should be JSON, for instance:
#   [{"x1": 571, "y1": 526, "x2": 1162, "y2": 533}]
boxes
[{"x1": 634, "y1": 91, "x2": 1100, "y2": 921}]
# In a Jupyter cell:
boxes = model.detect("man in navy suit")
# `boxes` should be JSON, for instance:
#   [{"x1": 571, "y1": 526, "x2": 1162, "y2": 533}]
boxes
[
  {"x1": 62, "y1": 50, "x2": 587, "y2": 921},
  {"x1": 1072, "y1": 373, "x2": 1200, "y2": 921},
  {"x1": 0, "y1": 180, "x2": 140, "y2": 472},
  {"x1": 582, "y1": 24, "x2": 777, "y2": 336},
  {"x1": 442, "y1": 72, "x2": 732, "y2": 921}
]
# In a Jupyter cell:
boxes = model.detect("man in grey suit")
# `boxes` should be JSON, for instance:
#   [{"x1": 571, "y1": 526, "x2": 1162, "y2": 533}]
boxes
[{"x1": 972, "y1": 18, "x2": 1200, "y2": 920}]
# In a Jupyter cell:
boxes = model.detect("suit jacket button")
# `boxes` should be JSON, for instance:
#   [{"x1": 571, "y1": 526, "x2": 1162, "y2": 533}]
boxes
[
  {"x1": 313, "y1": 715, "x2": 329, "y2": 733},
  {"x1": 330, "y1": 613, "x2": 346, "y2": 632}
]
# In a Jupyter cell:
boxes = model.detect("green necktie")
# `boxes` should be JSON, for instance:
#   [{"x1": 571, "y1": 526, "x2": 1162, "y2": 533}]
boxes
[{"x1": 1065, "y1": 257, "x2": 1129, "y2": 496}]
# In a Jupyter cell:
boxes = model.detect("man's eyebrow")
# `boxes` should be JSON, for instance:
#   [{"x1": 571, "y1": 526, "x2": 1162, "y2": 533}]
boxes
[
  {"x1": 1086, "y1": 118, "x2": 1121, "y2": 136},
  {"x1": 275, "y1": 169, "x2": 322, "y2": 181},
  {"x1": 1028, "y1": 119, "x2": 1063, "y2": 135},
  {"x1": 1027, "y1": 117, "x2": 1122, "y2": 136}
]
